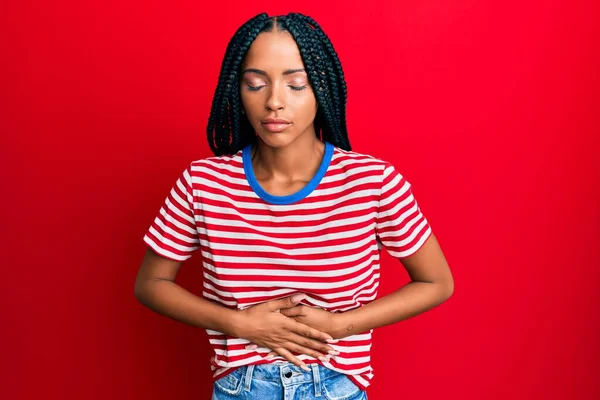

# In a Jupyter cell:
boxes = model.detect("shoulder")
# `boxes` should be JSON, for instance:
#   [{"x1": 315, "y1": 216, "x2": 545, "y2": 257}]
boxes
[
  {"x1": 330, "y1": 145, "x2": 398, "y2": 174},
  {"x1": 330, "y1": 145, "x2": 414, "y2": 194},
  {"x1": 171, "y1": 151, "x2": 244, "y2": 192},
  {"x1": 188, "y1": 149, "x2": 244, "y2": 173}
]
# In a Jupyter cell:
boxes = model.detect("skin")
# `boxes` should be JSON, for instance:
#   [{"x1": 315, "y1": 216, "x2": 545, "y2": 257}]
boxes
[
  {"x1": 134, "y1": 28, "x2": 454, "y2": 373},
  {"x1": 240, "y1": 29, "x2": 325, "y2": 196}
]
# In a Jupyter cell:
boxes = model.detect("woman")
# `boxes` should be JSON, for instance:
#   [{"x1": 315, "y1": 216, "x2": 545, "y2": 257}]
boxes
[{"x1": 135, "y1": 12, "x2": 454, "y2": 400}]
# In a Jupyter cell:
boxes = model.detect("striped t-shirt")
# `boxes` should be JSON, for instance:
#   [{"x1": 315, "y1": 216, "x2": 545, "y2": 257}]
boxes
[{"x1": 142, "y1": 140, "x2": 433, "y2": 390}]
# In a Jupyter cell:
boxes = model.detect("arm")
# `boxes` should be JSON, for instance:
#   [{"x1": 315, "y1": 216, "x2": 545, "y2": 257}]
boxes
[
  {"x1": 330, "y1": 232, "x2": 453, "y2": 338},
  {"x1": 330, "y1": 163, "x2": 454, "y2": 336},
  {"x1": 138, "y1": 164, "x2": 335, "y2": 370},
  {"x1": 278, "y1": 232, "x2": 454, "y2": 339},
  {"x1": 134, "y1": 247, "x2": 243, "y2": 335},
  {"x1": 134, "y1": 248, "x2": 336, "y2": 370}
]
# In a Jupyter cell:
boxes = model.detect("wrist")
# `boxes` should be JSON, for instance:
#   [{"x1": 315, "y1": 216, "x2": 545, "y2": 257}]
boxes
[
  {"x1": 332, "y1": 311, "x2": 353, "y2": 339},
  {"x1": 224, "y1": 309, "x2": 248, "y2": 338}
]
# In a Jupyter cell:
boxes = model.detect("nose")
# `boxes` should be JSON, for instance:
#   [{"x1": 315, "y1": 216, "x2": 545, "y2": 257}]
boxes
[{"x1": 265, "y1": 82, "x2": 285, "y2": 111}]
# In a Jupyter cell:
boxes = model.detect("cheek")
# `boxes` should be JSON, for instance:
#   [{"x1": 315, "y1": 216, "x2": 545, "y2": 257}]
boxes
[
  {"x1": 240, "y1": 93, "x2": 259, "y2": 116},
  {"x1": 239, "y1": 85, "x2": 253, "y2": 105},
  {"x1": 295, "y1": 94, "x2": 318, "y2": 119}
]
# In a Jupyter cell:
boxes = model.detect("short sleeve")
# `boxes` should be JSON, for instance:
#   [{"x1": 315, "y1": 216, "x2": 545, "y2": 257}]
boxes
[
  {"x1": 375, "y1": 163, "x2": 433, "y2": 258},
  {"x1": 142, "y1": 163, "x2": 200, "y2": 261}
]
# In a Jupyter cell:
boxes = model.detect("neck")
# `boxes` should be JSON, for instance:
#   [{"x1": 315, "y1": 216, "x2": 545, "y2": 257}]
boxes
[{"x1": 251, "y1": 134, "x2": 326, "y2": 182}]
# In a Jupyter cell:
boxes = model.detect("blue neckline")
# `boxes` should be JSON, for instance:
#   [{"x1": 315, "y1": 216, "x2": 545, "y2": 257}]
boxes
[{"x1": 242, "y1": 141, "x2": 334, "y2": 205}]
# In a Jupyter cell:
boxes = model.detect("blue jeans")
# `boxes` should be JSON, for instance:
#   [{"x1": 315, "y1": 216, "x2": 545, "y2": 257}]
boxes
[{"x1": 212, "y1": 362, "x2": 368, "y2": 400}]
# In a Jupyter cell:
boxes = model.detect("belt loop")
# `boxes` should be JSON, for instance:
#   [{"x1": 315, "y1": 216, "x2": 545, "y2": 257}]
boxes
[
  {"x1": 311, "y1": 364, "x2": 322, "y2": 397},
  {"x1": 244, "y1": 365, "x2": 255, "y2": 392}
]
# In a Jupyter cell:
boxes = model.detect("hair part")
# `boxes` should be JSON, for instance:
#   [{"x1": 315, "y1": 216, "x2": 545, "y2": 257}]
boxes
[{"x1": 206, "y1": 12, "x2": 351, "y2": 156}]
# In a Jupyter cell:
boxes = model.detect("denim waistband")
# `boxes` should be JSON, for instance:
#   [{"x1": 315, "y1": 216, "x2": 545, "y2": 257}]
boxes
[
  {"x1": 236, "y1": 362, "x2": 343, "y2": 396},
  {"x1": 245, "y1": 362, "x2": 340, "y2": 382}
]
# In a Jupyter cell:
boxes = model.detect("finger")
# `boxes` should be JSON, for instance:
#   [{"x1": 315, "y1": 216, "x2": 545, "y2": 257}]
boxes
[
  {"x1": 279, "y1": 305, "x2": 304, "y2": 317},
  {"x1": 281, "y1": 341, "x2": 337, "y2": 363},
  {"x1": 265, "y1": 293, "x2": 306, "y2": 312},
  {"x1": 288, "y1": 332, "x2": 339, "y2": 356},
  {"x1": 272, "y1": 347, "x2": 311, "y2": 372},
  {"x1": 266, "y1": 344, "x2": 336, "y2": 362},
  {"x1": 287, "y1": 319, "x2": 334, "y2": 342}
]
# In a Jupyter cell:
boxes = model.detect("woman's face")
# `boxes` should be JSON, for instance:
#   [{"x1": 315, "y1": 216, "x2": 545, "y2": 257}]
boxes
[{"x1": 240, "y1": 31, "x2": 318, "y2": 148}]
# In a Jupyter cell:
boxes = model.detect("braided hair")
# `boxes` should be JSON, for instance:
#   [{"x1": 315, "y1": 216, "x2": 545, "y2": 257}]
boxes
[{"x1": 206, "y1": 12, "x2": 352, "y2": 156}]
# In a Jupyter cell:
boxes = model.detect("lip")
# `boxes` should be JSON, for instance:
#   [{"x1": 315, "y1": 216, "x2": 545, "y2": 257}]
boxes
[
  {"x1": 262, "y1": 122, "x2": 292, "y2": 133},
  {"x1": 261, "y1": 118, "x2": 291, "y2": 124}
]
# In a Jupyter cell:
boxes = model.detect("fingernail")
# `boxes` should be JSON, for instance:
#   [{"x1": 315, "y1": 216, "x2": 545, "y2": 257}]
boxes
[
  {"x1": 326, "y1": 339, "x2": 338, "y2": 344},
  {"x1": 246, "y1": 345, "x2": 258, "y2": 350},
  {"x1": 327, "y1": 350, "x2": 340, "y2": 355},
  {"x1": 265, "y1": 354, "x2": 274, "y2": 360},
  {"x1": 301, "y1": 364, "x2": 311, "y2": 372},
  {"x1": 318, "y1": 356, "x2": 327, "y2": 362}
]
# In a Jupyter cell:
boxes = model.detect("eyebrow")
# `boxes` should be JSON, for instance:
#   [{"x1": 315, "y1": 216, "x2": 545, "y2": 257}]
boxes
[{"x1": 242, "y1": 68, "x2": 306, "y2": 76}]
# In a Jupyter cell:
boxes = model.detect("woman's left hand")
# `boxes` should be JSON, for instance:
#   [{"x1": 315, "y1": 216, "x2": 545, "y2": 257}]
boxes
[
  {"x1": 277, "y1": 305, "x2": 346, "y2": 339},
  {"x1": 245, "y1": 304, "x2": 349, "y2": 358}
]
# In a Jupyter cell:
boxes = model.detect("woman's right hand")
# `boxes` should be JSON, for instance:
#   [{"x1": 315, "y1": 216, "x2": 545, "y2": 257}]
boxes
[{"x1": 234, "y1": 293, "x2": 338, "y2": 371}]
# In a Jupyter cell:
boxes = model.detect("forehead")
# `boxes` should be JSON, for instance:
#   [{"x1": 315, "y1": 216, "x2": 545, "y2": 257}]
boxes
[{"x1": 242, "y1": 31, "x2": 305, "y2": 71}]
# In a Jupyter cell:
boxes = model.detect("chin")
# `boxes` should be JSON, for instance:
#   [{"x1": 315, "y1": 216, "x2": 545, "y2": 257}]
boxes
[{"x1": 256, "y1": 132, "x2": 299, "y2": 148}]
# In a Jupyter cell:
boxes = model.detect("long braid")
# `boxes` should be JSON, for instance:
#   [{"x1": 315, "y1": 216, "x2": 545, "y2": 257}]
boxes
[
  {"x1": 207, "y1": 13, "x2": 269, "y2": 155},
  {"x1": 282, "y1": 15, "x2": 347, "y2": 150},
  {"x1": 292, "y1": 13, "x2": 350, "y2": 151},
  {"x1": 207, "y1": 12, "x2": 352, "y2": 156}
]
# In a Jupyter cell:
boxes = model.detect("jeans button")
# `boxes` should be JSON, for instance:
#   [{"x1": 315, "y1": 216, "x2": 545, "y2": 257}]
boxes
[{"x1": 284, "y1": 370, "x2": 293, "y2": 378}]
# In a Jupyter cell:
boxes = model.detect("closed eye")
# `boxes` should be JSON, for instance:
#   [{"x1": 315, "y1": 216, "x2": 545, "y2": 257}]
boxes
[{"x1": 246, "y1": 85, "x2": 307, "y2": 92}]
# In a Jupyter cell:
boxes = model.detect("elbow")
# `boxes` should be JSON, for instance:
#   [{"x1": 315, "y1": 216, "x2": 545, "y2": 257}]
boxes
[
  {"x1": 442, "y1": 278, "x2": 454, "y2": 301},
  {"x1": 445, "y1": 285, "x2": 454, "y2": 301},
  {"x1": 134, "y1": 284, "x2": 143, "y2": 303},
  {"x1": 134, "y1": 278, "x2": 149, "y2": 303},
  {"x1": 431, "y1": 276, "x2": 454, "y2": 302}
]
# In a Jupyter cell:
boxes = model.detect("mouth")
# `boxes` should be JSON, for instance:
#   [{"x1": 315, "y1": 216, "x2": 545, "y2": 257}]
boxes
[{"x1": 261, "y1": 122, "x2": 292, "y2": 133}]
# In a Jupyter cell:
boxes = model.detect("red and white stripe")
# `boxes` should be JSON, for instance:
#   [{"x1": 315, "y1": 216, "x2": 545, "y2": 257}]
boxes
[{"x1": 143, "y1": 145, "x2": 432, "y2": 390}]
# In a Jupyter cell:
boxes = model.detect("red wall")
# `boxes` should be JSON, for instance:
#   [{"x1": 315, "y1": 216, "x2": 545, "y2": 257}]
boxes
[{"x1": 2, "y1": 1, "x2": 598, "y2": 399}]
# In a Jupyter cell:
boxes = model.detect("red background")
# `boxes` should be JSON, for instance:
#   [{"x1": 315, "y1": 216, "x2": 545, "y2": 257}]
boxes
[{"x1": 2, "y1": 1, "x2": 599, "y2": 399}]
